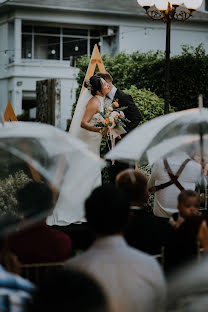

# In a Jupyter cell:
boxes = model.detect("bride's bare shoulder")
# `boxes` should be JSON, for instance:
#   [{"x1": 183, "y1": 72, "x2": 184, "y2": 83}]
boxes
[{"x1": 87, "y1": 96, "x2": 100, "y2": 108}]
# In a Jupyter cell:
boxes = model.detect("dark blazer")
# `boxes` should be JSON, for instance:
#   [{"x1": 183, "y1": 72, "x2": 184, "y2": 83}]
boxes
[
  {"x1": 106, "y1": 88, "x2": 142, "y2": 183},
  {"x1": 114, "y1": 89, "x2": 142, "y2": 134}
]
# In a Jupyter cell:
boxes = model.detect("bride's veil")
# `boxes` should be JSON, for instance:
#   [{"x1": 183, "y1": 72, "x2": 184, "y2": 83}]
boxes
[{"x1": 69, "y1": 88, "x2": 93, "y2": 142}]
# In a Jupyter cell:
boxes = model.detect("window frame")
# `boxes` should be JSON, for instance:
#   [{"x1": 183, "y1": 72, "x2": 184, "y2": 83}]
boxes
[{"x1": 21, "y1": 23, "x2": 104, "y2": 62}]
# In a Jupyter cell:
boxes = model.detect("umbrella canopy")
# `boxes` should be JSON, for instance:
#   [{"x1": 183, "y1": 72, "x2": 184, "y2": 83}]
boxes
[
  {"x1": 105, "y1": 108, "x2": 208, "y2": 165},
  {"x1": 0, "y1": 122, "x2": 104, "y2": 234}
]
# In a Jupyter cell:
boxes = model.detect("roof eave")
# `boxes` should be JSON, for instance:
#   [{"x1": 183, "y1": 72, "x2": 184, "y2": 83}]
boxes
[{"x1": 1, "y1": 1, "x2": 145, "y2": 17}]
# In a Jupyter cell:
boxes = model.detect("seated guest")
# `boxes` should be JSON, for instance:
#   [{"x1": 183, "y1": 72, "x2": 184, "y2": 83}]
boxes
[
  {"x1": 169, "y1": 190, "x2": 200, "y2": 228},
  {"x1": 117, "y1": 169, "x2": 170, "y2": 254},
  {"x1": 0, "y1": 237, "x2": 35, "y2": 312},
  {"x1": 66, "y1": 185, "x2": 166, "y2": 312},
  {"x1": 32, "y1": 267, "x2": 108, "y2": 312},
  {"x1": 164, "y1": 190, "x2": 200, "y2": 274},
  {"x1": 8, "y1": 182, "x2": 72, "y2": 264}
]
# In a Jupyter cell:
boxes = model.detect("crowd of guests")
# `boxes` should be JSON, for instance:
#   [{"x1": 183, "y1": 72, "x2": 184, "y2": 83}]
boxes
[{"x1": 0, "y1": 154, "x2": 208, "y2": 312}]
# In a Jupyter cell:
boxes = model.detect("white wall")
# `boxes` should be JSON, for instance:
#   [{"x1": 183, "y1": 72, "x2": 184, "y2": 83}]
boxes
[
  {"x1": 119, "y1": 21, "x2": 208, "y2": 56},
  {"x1": 0, "y1": 79, "x2": 8, "y2": 115},
  {"x1": 4, "y1": 62, "x2": 78, "y2": 127},
  {"x1": 0, "y1": 22, "x2": 8, "y2": 68}
]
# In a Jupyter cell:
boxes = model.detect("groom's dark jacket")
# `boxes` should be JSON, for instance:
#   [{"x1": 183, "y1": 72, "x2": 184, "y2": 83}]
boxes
[
  {"x1": 113, "y1": 88, "x2": 142, "y2": 135},
  {"x1": 106, "y1": 89, "x2": 142, "y2": 183}
]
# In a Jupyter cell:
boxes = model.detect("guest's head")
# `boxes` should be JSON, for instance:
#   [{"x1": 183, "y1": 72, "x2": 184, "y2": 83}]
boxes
[
  {"x1": 116, "y1": 169, "x2": 149, "y2": 207},
  {"x1": 32, "y1": 268, "x2": 108, "y2": 312},
  {"x1": 17, "y1": 182, "x2": 53, "y2": 220},
  {"x1": 84, "y1": 75, "x2": 110, "y2": 97},
  {"x1": 177, "y1": 190, "x2": 200, "y2": 218},
  {"x1": 95, "y1": 72, "x2": 113, "y2": 90},
  {"x1": 85, "y1": 184, "x2": 130, "y2": 236}
]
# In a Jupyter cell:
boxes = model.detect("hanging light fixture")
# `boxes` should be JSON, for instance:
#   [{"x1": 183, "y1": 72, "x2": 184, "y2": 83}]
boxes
[{"x1": 74, "y1": 45, "x2": 79, "y2": 52}]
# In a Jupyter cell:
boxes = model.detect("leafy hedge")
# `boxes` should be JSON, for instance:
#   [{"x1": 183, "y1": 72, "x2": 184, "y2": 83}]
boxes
[
  {"x1": 74, "y1": 44, "x2": 208, "y2": 112},
  {"x1": 124, "y1": 86, "x2": 174, "y2": 125}
]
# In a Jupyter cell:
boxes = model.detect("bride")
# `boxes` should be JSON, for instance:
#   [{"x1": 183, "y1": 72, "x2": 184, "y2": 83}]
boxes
[
  {"x1": 47, "y1": 75, "x2": 110, "y2": 226},
  {"x1": 71, "y1": 75, "x2": 110, "y2": 155}
]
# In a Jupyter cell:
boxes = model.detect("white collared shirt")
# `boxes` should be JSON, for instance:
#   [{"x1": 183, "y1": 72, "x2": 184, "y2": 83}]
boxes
[
  {"x1": 148, "y1": 152, "x2": 202, "y2": 218},
  {"x1": 66, "y1": 235, "x2": 166, "y2": 312},
  {"x1": 105, "y1": 86, "x2": 117, "y2": 107}
]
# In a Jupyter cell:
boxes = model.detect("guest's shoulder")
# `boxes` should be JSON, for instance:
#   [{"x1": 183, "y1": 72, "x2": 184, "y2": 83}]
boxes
[
  {"x1": 65, "y1": 252, "x2": 91, "y2": 271},
  {"x1": 127, "y1": 244, "x2": 159, "y2": 263}
]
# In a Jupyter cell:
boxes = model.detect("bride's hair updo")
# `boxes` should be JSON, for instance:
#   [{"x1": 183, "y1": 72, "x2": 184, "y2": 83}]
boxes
[{"x1": 84, "y1": 75, "x2": 102, "y2": 96}]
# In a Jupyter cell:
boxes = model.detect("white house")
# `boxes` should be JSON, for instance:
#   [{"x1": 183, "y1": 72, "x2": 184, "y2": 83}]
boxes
[{"x1": 0, "y1": 0, "x2": 208, "y2": 129}]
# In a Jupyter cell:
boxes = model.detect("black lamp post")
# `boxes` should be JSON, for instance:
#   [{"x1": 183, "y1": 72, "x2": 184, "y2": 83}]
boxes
[{"x1": 137, "y1": 0, "x2": 203, "y2": 114}]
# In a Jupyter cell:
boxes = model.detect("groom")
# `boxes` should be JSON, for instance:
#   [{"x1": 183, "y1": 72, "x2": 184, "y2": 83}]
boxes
[{"x1": 95, "y1": 72, "x2": 142, "y2": 183}]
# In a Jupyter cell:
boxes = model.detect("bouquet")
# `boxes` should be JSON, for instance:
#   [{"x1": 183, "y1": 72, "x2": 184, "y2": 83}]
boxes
[{"x1": 94, "y1": 99, "x2": 130, "y2": 149}]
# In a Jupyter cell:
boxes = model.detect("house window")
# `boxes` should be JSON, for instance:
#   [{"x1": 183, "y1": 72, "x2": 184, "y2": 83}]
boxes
[
  {"x1": 22, "y1": 23, "x2": 107, "y2": 65},
  {"x1": 206, "y1": 0, "x2": 208, "y2": 11},
  {"x1": 34, "y1": 36, "x2": 60, "y2": 60}
]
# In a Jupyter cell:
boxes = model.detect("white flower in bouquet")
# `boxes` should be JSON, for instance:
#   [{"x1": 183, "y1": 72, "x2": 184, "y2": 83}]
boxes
[
  {"x1": 119, "y1": 111, "x2": 125, "y2": 119},
  {"x1": 109, "y1": 116, "x2": 114, "y2": 123},
  {"x1": 96, "y1": 114, "x2": 105, "y2": 123},
  {"x1": 111, "y1": 111, "x2": 120, "y2": 119}
]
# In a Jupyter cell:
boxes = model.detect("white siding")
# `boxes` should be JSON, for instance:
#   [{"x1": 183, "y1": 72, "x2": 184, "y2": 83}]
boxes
[{"x1": 120, "y1": 21, "x2": 208, "y2": 56}]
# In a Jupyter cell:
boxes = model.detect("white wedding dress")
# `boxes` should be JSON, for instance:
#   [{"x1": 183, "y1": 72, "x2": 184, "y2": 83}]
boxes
[{"x1": 47, "y1": 90, "x2": 104, "y2": 226}]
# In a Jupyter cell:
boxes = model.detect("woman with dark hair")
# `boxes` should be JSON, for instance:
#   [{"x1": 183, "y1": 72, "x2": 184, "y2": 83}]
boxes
[
  {"x1": 70, "y1": 75, "x2": 110, "y2": 155},
  {"x1": 81, "y1": 76, "x2": 110, "y2": 141}
]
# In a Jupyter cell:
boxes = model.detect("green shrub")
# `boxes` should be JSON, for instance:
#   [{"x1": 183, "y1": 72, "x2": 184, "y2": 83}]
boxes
[{"x1": 0, "y1": 170, "x2": 32, "y2": 217}]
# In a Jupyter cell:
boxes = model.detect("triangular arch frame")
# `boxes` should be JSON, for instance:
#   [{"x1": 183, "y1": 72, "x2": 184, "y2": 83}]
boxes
[
  {"x1": 80, "y1": 44, "x2": 106, "y2": 94},
  {"x1": 4, "y1": 100, "x2": 18, "y2": 122}
]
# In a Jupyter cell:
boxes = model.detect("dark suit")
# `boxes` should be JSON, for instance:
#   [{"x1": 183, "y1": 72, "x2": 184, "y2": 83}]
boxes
[
  {"x1": 107, "y1": 88, "x2": 142, "y2": 183},
  {"x1": 114, "y1": 89, "x2": 142, "y2": 134}
]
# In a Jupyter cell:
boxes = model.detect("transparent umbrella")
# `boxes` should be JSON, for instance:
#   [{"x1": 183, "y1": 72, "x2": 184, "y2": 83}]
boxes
[
  {"x1": 0, "y1": 122, "x2": 104, "y2": 235},
  {"x1": 105, "y1": 108, "x2": 194, "y2": 165},
  {"x1": 106, "y1": 106, "x2": 208, "y2": 168}
]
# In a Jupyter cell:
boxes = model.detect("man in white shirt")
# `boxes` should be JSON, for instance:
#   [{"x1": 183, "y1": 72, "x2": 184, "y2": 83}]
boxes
[
  {"x1": 148, "y1": 152, "x2": 202, "y2": 218},
  {"x1": 65, "y1": 185, "x2": 166, "y2": 312}
]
